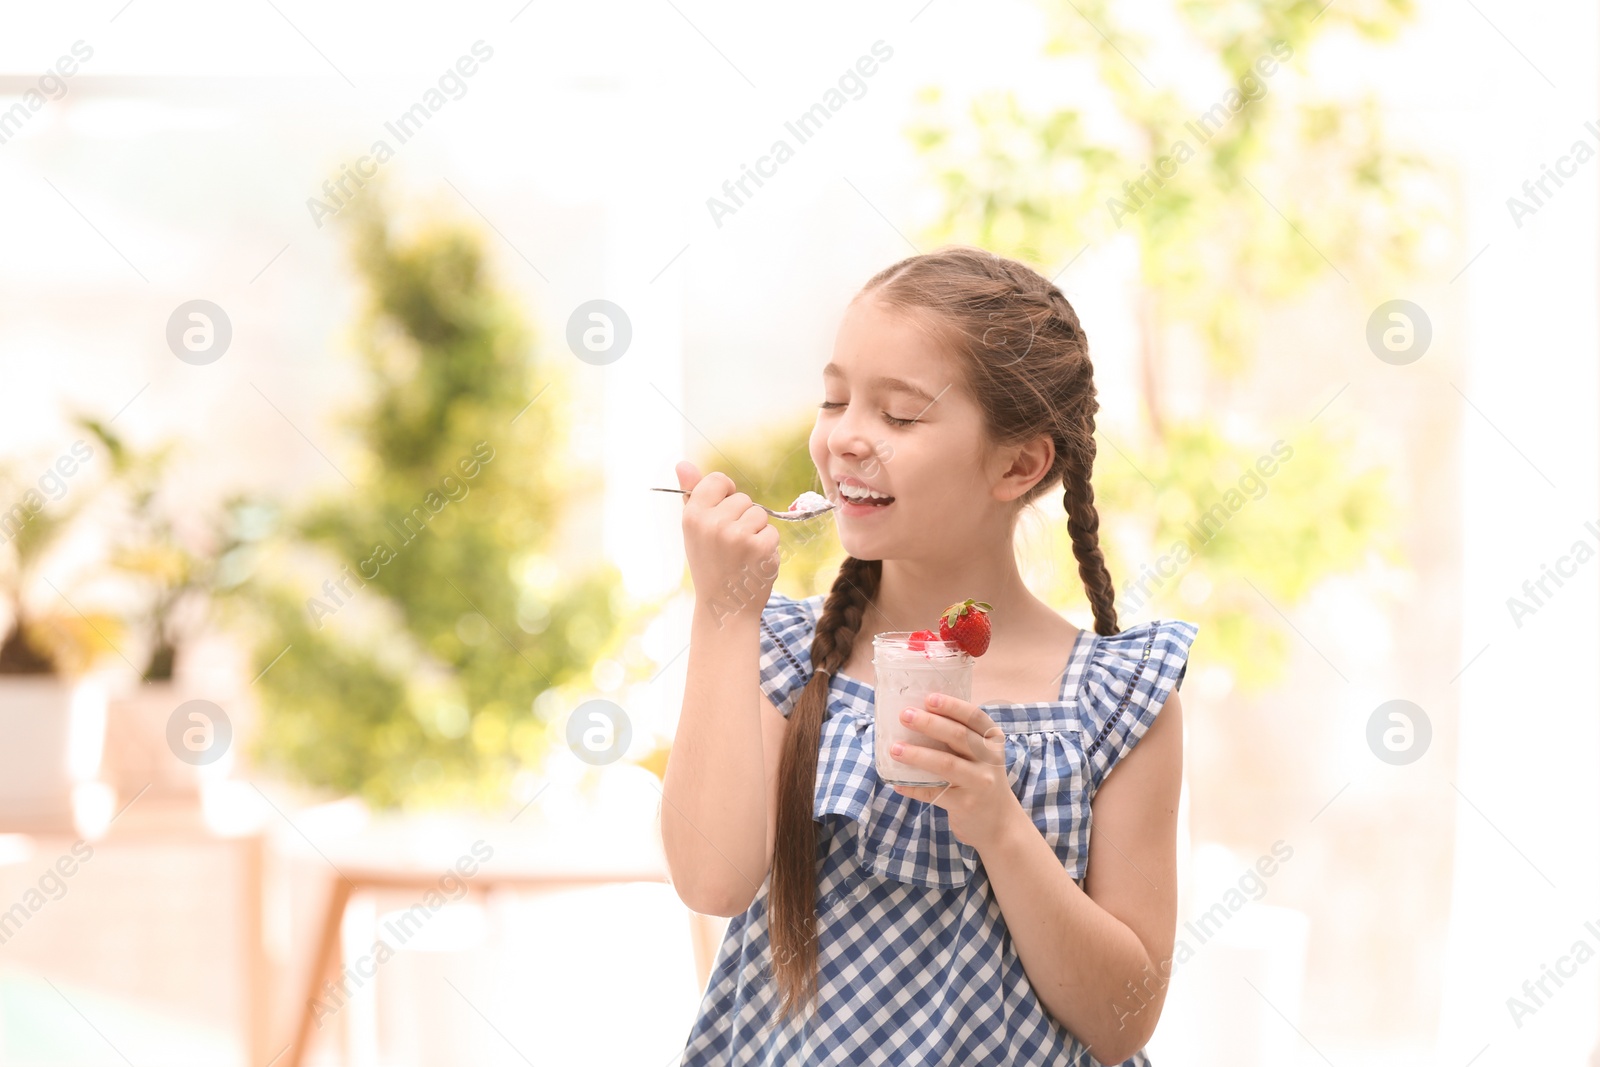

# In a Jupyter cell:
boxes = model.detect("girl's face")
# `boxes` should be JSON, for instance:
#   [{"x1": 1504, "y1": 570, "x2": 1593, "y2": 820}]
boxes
[{"x1": 810, "y1": 295, "x2": 1004, "y2": 559}]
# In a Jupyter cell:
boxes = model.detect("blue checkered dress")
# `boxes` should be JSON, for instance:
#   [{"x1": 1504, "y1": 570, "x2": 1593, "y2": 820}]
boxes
[{"x1": 677, "y1": 590, "x2": 1199, "y2": 1067}]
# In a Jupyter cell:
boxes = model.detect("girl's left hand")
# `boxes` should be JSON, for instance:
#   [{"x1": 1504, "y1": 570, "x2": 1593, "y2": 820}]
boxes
[{"x1": 889, "y1": 693, "x2": 1024, "y2": 854}]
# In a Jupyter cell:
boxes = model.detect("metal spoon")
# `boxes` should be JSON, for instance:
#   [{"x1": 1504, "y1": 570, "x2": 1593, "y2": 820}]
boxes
[{"x1": 650, "y1": 487, "x2": 838, "y2": 521}]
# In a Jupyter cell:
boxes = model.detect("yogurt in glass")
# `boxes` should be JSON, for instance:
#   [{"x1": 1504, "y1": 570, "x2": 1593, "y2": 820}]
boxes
[{"x1": 872, "y1": 632, "x2": 974, "y2": 787}]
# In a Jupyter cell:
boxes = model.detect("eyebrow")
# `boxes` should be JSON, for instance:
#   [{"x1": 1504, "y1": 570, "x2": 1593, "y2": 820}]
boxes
[{"x1": 821, "y1": 363, "x2": 939, "y2": 404}]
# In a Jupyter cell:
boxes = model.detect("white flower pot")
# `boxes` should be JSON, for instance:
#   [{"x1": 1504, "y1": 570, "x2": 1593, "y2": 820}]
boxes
[
  {"x1": 0, "y1": 675, "x2": 107, "y2": 834},
  {"x1": 102, "y1": 681, "x2": 229, "y2": 799}
]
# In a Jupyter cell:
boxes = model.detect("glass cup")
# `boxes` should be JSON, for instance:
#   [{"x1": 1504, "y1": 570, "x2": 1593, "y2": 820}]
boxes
[{"x1": 872, "y1": 632, "x2": 975, "y2": 787}]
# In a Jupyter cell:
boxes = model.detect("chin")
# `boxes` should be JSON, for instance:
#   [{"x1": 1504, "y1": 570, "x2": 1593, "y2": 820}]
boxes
[{"x1": 837, "y1": 529, "x2": 893, "y2": 559}]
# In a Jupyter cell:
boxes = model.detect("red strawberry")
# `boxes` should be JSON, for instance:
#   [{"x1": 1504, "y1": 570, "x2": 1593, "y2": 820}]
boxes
[
  {"x1": 907, "y1": 629, "x2": 940, "y2": 651},
  {"x1": 938, "y1": 599, "x2": 992, "y2": 657}
]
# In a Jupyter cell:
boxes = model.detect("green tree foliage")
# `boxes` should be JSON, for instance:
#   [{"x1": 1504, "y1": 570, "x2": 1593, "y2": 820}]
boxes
[
  {"x1": 239, "y1": 187, "x2": 622, "y2": 807},
  {"x1": 910, "y1": 0, "x2": 1446, "y2": 387},
  {"x1": 894, "y1": 0, "x2": 1438, "y2": 688},
  {"x1": 1071, "y1": 421, "x2": 1397, "y2": 690}
]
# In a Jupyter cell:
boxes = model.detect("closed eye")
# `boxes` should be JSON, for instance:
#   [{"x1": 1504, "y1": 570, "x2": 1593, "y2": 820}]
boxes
[{"x1": 818, "y1": 400, "x2": 918, "y2": 427}]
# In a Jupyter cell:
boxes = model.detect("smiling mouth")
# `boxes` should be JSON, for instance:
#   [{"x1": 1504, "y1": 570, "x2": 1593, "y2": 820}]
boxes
[{"x1": 837, "y1": 488, "x2": 895, "y2": 507}]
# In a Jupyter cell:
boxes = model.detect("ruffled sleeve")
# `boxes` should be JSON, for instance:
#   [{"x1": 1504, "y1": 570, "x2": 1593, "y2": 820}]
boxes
[
  {"x1": 1076, "y1": 618, "x2": 1199, "y2": 795},
  {"x1": 757, "y1": 590, "x2": 819, "y2": 718}
]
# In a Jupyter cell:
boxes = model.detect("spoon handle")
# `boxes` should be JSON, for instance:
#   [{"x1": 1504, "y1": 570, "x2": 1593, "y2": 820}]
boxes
[{"x1": 649, "y1": 486, "x2": 834, "y2": 521}]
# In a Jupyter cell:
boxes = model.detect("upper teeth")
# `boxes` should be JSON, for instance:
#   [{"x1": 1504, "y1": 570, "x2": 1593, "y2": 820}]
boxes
[{"x1": 841, "y1": 484, "x2": 891, "y2": 501}]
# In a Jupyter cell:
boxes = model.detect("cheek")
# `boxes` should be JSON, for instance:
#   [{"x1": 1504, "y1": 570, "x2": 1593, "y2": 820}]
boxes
[{"x1": 899, "y1": 442, "x2": 983, "y2": 507}]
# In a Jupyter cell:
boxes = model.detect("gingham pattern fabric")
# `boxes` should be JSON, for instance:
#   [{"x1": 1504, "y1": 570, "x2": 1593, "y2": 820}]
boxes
[{"x1": 677, "y1": 590, "x2": 1198, "y2": 1067}]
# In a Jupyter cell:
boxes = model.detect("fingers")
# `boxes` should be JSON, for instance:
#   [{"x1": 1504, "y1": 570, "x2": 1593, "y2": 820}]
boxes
[
  {"x1": 892, "y1": 735, "x2": 1008, "y2": 785},
  {"x1": 716, "y1": 490, "x2": 755, "y2": 520},
  {"x1": 895, "y1": 705, "x2": 965, "y2": 747},
  {"x1": 899, "y1": 702, "x2": 1005, "y2": 766},
  {"x1": 910, "y1": 696, "x2": 1000, "y2": 744},
  {"x1": 920, "y1": 693, "x2": 991, "y2": 733},
  {"x1": 731, "y1": 498, "x2": 773, "y2": 534},
  {"x1": 675, "y1": 468, "x2": 768, "y2": 527},
  {"x1": 888, "y1": 742, "x2": 968, "y2": 785},
  {"x1": 686, "y1": 469, "x2": 735, "y2": 508}
]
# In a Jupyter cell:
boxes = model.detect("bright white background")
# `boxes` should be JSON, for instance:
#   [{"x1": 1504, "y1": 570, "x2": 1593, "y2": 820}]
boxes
[{"x1": 0, "y1": 1, "x2": 1596, "y2": 1064}]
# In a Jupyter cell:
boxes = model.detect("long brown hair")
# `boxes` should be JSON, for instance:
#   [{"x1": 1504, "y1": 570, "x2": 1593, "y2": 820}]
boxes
[{"x1": 768, "y1": 245, "x2": 1120, "y2": 1020}]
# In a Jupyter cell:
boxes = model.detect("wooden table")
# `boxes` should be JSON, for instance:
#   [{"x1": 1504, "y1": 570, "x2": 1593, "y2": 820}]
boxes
[{"x1": 283, "y1": 864, "x2": 720, "y2": 1067}]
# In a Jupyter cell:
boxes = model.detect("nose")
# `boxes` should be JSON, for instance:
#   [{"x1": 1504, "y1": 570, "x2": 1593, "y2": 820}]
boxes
[{"x1": 826, "y1": 402, "x2": 880, "y2": 472}]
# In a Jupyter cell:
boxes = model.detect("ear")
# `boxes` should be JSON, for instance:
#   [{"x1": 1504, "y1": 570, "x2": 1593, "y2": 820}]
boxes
[{"x1": 992, "y1": 433, "x2": 1055, "y2": 502}]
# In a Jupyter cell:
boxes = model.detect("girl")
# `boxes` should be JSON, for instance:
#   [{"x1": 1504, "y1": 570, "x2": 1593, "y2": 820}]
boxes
[{"x1": 663, "y1": 246, "x2": 1198, "y2": 1065}]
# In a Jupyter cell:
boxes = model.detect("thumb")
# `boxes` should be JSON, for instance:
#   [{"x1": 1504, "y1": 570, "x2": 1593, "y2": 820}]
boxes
[{"x1": 675, "y1": 460, "x2": 701, "y2": 492}]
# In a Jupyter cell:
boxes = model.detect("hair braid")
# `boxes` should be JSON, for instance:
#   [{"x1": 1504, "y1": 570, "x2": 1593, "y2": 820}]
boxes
[
  {"x1": 769, "y1": 554, "x2": 882, "y2": 1020},
  {"x1": 1062, "y1": 435, "x2": 1120, "y2": 636},
  {"x1": 1046, "y1": 293, "x2": 1120, "y2": 636}
]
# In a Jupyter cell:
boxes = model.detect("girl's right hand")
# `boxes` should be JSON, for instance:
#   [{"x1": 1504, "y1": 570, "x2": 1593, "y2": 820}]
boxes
[{"x1": 675, "y1": 460, "x2": 781, "y2": 613}]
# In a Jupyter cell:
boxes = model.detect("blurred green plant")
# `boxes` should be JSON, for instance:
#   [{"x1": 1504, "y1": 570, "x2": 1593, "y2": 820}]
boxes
[
  {"x1": 235, "y1": 184, "x2": 623, "y2": 808},
  {"x1": 891, "y1": 0, "x2": 1436, "y2": 689},
  {"x1": 71, "y1": 416, "x2": 256, "y2": 683},
  {"x1": 909, "y1": 0, "x2": 1443, "y2": 396},
  {"x1": 0, "y1": 445, "x2": 122, "y2": 676}
]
